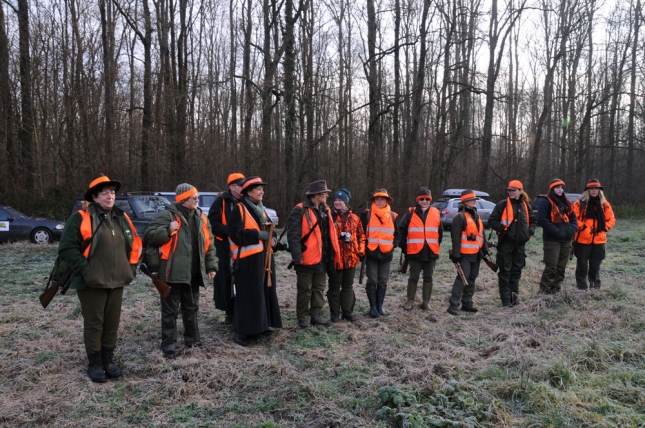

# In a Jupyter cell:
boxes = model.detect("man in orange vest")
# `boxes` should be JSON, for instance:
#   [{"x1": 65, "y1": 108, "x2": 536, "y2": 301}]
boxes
[
  {"x1": 488, "y1": 180, "x2": 536, "y2": 307},
  {"x1": 208, "y1": 172, "x2": 245, "y2": 325},
  {"x1": 287, "y1": 180, "x2": 341, "y2": 328},
  {"x1": 398, "y1": 188, "x2": 442, "y2": 314},
  {"x1": 144, "y1": 183, "x2": 218, "y2": 359},
  {"x1": 361, "y1": 189, "x2": 400, "y2": 318},
  {"x1": 447, "y1": 190, "x2": 485, "y2": 315}
]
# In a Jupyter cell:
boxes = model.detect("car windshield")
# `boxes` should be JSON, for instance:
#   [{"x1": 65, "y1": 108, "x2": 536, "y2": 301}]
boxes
[
  {"x1": 130, "y1": 196, "x2": 171, "y2": 217},
  {"x1": 2, "y1": 206, "x2": 27, "y2": 218}
]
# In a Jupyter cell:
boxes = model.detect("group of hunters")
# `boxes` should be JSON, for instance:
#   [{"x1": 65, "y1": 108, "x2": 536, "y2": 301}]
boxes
[{"x1": 57, "y1": 174, "x2": 615, "y2": 382}]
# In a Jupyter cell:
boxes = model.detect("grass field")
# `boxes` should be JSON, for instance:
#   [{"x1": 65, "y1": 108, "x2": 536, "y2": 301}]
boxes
[{"x1": 1, "y1": 219, "x2": 645, "y2": 427}]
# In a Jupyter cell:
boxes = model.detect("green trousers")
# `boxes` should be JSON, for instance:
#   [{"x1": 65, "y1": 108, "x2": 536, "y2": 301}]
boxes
[
  {"x1": 539, "y1": 240, "x2": 571, "y2": 293},
  {"x1": 327, "y1": 267, "x2": 357, "y2": 317},
  {"x1": 77, "y1": 286, "x2": 124, "y2": 354},
  {"x1": 296, "y1": 271, "x2": 327, "y2": 322}
]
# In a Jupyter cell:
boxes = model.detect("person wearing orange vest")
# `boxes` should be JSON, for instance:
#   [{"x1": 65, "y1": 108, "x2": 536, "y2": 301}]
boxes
[
  {"x1": 360, "y1": 189, "x2": 400, "y2": 318},
  {"x1": 144, "y1": 183, "x2": 217, "y2": 359},
  {"x1": 208, "y1": 172, "x2": 246, "y2": 325},
  {"x1": 58, "y1": 175, "x2": 142, "y2": 383},
  {"x1": 537, "y1": 179, "x2": 578, "y2": 294},
  {"x1": 488, "y1": 180, "x2": 536, "y2": 307},
  {"x1": 327, "y1": 188, "x2": 366, "y2": 322},
  {"x1": 287, "y1": 180, "x2": 341, "y2": 328},
  {"x1": 227, "y1": 177, "x2": 285, "y2": 346},
  {"x1": 572, "y1": 179, "x2": 616, "y2": 289},
  {"x1": 447, "y1": 190, "x2": 485, "y2": 315},
  {"x1": 398, "y1": 188, "x2": 443, "y2": 314}
]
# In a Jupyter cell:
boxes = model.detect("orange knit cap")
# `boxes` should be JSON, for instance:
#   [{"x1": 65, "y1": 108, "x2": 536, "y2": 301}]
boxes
[{"x1": 549, "y1": 179, "x2": 565, "y2": 190}]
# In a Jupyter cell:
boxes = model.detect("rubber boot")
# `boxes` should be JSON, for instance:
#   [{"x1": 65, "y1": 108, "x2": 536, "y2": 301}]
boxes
[
  {"x1": 366, "y1": 286, "x2": 379, "y2": 318},
  {"x1": 421, "y1": 281, "x2": 433, "y2": 311},
  {"x1": 376, "y1": 285, "x2": 388, "y2": 316},
  {"x1": 87, "y1": 351, "x2": 107, "y2": 383},
  {"x1": 102, "y1": 348, "x2": 122, "y2": 379},
  {"x1": 404, "y1": 281, "x2": 417, "y2": 310}
]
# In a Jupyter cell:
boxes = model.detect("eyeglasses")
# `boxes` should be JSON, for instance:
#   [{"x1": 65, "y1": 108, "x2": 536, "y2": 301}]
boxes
[
  {"x1": 418, "y1": 198, "x2": 431, "y2": 201},
  {"x1": 189, "y1": 196, "x2": 199, "y2": 201}
]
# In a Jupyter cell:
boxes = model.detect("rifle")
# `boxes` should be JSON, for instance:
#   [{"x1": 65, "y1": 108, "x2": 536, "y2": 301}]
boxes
[
  {"x1": 449, "y1": 249, "x2": 469, "y2": 285},
  {"x1": 39, "y1": 213, "x2": 107, "y2": 309},
  {"x1": 263, "y1": 222, "x2": 275, "y2": 287},
  {"x1": 359, "y1": 257, "x2": 366, "y2": 284},
  {"x1": 139, "y1": 263, "x2": 172, "y2": 298},
  {"x1": 480, "y1": 249, "x2": 498, "y2": 272}
]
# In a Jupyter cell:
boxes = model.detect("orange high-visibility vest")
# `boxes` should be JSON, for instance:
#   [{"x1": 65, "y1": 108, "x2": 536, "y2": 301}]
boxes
[
  {"x1": 229, "y1": 204, "x2": 265, "y2": 259},
  {"x1": 406, "y1": 207, "x2": 441, "y2": 255},
  {"x1": 298, "y1": 203, "x2": 341, "y2": 266},
  {"x1": 366, "y1": 209, "x2": 397, "y2": 253},
  {"x1": 500, "y1": 198, "x2": 531, "y2": 230},
  {"x1": 547, "y1": 196, "x2": 571, "y2": 224},
  {"x1": 78, "y1": 210, "x2": 142, "y2": 264},
  {"x1": 160, "y1": 212, "x2": 212, "y2": 260},
  {"x1": 459, "y1": 212, "x2": 484, "y2": 255}
]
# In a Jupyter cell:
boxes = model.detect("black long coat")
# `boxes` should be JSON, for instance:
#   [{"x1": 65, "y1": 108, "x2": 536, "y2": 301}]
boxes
[{"x1": 227, "y1": 199, "x2": 282, "y2": 335}]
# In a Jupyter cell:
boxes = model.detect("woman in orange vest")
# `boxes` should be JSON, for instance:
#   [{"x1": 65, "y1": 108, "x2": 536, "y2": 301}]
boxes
[
  {"x1": 58, "y1": 175, "x2": 142, "y2": 382},
  {"x1": 447, "y1": 190, "x2": 486, "y2": 315},
  {"x1": 227, "y1": 177, "x2": 284, "y2": 346},
  {"x1": 398, "y1": 188, "x2": 443, "y2": 314},
  {"x1": 537, "y1": 179, "x2": 578, "y2": 294},
  {"x1": 488, "y1": 180, "x2": 536, "y2": 307},
  {"x1": 572, "y1": 179, "x2": 616, "y2": 289},
  {"x1": 361, "y1": 189, "x2": 400, "y2": 318}
]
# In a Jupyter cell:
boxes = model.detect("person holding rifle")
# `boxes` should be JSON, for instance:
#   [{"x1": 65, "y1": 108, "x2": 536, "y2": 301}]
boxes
[
  {"x1": 58, "y1": 175, "x2": 142, "y2": 383},
  {"x1": 537, "y1": 179, "x2": 578, "y2": 294},
  {"x1": 572, "y1": 179, "x2": 615, "y2": 290},
  {"x1": 227, "y1": 176, "x2": 284, "y2": 346},
  {"x1": 327, "y1": 188, "x2": 365, "y2": 322},
  {"x1": 398, "y1": 188, "x2": 442, "y2": 314},
  {"x1": 208, "y1": 172, "x2": 246, "y2": 325},
  {"x1": 447, "y1": 190, "x2": 485, "y2": 315},
  {"x1": 144, "y1": 183, "x2": 217, "y2": 360},
  {"x1": 488, "y1": 180, "x2": 536, "y2": 307},
  {"x1": 287, "y1": 180, "x2": 341, "y2": 328},
  {"x1": 361, "y1": 189, "x2": 400, "y2": 318}
]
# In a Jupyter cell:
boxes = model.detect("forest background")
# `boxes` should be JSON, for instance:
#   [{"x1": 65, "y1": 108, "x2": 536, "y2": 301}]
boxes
[{"x1": 1, "y1": 0, "x2": 644, "y2": 220}]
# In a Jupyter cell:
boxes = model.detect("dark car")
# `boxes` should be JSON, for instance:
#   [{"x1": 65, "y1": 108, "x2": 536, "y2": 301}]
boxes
[
  {"x1": 431, "y1": 198, "x2": 496, "y2": 229},
  {"x1": 0, "y1": 205, "x2": 65, "y2": 244},
  {"x1": 531, "y1": 193, "x2": 582, "y2": 218},
  {"x1": 69, "y1": 194, "x2": 172, "y2": 236}
]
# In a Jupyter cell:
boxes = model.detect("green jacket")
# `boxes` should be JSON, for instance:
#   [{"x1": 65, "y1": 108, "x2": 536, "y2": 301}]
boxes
[
  {"x1": 58, "y1": 203, "x2": 139, "y2": 290},
  {"x1": 144, "y1": 203, "x2": 218, "y2": 284}
]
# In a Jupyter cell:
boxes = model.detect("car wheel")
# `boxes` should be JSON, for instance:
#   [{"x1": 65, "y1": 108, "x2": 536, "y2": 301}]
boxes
[{"x1": 31, "y1": 227, "x2": 53, "y2": 244}]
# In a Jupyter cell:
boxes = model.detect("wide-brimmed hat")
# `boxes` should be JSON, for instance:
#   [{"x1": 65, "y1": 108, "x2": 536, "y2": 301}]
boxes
[
  {"x1": 416, "y1": 187, "x2": 432, "y2": 203},
  {"x1": 85, "y1": 174, "x2": 121, "y2": 201},
  {"x1": 242, "y1": 176, "x2": 267, "y2": 193},
  {"x1": 506, "y1": 179, "x2": 523, "y2": 191},
  {"x1": 227, "y1": 172, "x2": 246, "y2": 186},
  {"x1": 305, "y1": 180, "x2": 332, "y2": 195},
  {"x1": 460, "y1": 189, "x2": 477, "y2": 202},
  {"x1": 369, "y1": 188, "x2": 393, "y2": 203},
  {"x1": 585, "y1": 179, "x2": 603, "y2": 190},
  {"x1": 549, "y1": 179, "x2": 565, "y2": 190}
]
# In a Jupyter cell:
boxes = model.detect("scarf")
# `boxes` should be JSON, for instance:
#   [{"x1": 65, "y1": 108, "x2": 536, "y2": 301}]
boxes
[
  {"x1": 585, "y1": 196, "x2": 606, "y2": 232},
  {"x1": 370, "y1": 202, "x2": 392, "y2": 222},
  {"x1": 244, "y1": 196, "x2": 268, "y2": 223}
]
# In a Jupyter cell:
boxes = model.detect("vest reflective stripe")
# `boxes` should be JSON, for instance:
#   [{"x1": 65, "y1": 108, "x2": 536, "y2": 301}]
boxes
[
  {"x1": 366, "y1": 210, "x2": 397, "y2": 253},
  {"x1": 459, "y1": 213, "x2": 484, "y2": 254},
  {"x1": 78, "y1": 210, "x2": 142, "y2": 263},
  {"x1": 406, "y1": 208, "x2": 441, "y2": 254},
  {"x1": 229, "y1": 204, "x2": 264, "y2": 259},
  {"x1": 298, "y1": 203, "x2": 342, "y2": 266},
  {"x1": 160, "y1": 213, "x2": 213, "y2": 260},
  {"x1": 501, "y1": 198, "x2": 531, "y2": 229}
]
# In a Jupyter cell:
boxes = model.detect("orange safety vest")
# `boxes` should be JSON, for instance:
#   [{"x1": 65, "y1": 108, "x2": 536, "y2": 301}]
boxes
[
  {"x1": 298, "y1": 203, "x2": 341, "y2": 266},
  {"x1": 229, "y1": 204, "x2": 265, "y2": 259},
  {"x1": 160, "y1": 212, "x2": 213, "y2": 260},
  {"x1": 500, "y1": 198, "x2": 531, "y2": 230},
  {"x1": 406, "y1": 207, "x2": 441, "y2": 255},
  {"x1": 214, "y1": 199, "x2": 235, "y2": 242},
  {"x1": 459, "y1": 212, "x2": 484, "y2": 255},
  {"x1": 547, "y1": 196, "x2": 571, "y2": 224},
  {"x1": 78, "y1": 210, "x2": 142, "y2": 264},
  {"x1": 366, "y1": 209, "x2": 398, "y2": 253}
]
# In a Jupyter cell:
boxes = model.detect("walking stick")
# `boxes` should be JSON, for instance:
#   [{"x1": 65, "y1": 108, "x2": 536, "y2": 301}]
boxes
[{"x1": 263, "y1": 222, "x2": 275, "y2": 287}]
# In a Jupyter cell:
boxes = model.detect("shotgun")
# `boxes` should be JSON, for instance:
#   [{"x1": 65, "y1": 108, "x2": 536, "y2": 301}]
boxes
[
  {"x1": 263, "y1": 222, "x2": 275, "y2": 287},
  {"x1": 140, "y1": 263, "x2": 172, "y2": 298},
  {"x1": 479, "y1": 248, "x2": 498, "y2": 273}
]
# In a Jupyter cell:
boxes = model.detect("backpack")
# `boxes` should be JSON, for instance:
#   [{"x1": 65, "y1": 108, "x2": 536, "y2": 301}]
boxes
[{"x1": 141, "y1": 245, "x2": 162, "y2": 273}]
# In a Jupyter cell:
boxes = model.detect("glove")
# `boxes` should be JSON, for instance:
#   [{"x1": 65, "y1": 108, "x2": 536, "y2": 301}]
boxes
[
  {"x1": 258, "y1": 231, "x2": 270, "y2": 241},
  {"x1": 450, "y1": 254, "x2": 461, "y2": 264}
]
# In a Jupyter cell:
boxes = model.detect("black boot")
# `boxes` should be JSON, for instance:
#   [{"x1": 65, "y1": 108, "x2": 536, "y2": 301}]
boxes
[
  {"x1": 376, "y1": 285, "x2": 388, "y2": 317},
  {"x1": 87, "y1": 352, "x2": 107, "y2": 383},
  {"x1": 366, "y1": 286, "x2": 379, "y2": 318},
  {"x1": 102, "y1": 348, "x2": 122, "y2": 379}
]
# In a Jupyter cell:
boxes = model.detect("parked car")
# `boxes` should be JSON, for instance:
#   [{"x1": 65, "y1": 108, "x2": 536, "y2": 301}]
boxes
[
  {"x1": 69, "y1": 194, "x2": 172, "y2": 236},
  {"x1": 431, "y1": 198, "x2": 495, "y2": 229},
  {"x1": 154, "y1": 191, "x2": 280, "y2": 226},
  {"x1": 0, "y1": 205, "x2": 65, "y2": 244},
  {"x1": 531, "y1": 193, "x2": 582, "y2": 218},
  {"x1": 441, "y1": 189, "x2": 490, "y2": 200}
]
